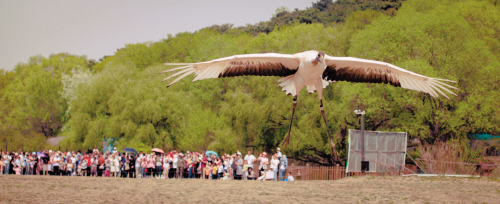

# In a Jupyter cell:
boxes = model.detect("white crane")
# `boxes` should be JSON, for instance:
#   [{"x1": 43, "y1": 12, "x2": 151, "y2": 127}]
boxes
[{"x1": 160, "y1": 50, "x2": 458, "y2": 159}]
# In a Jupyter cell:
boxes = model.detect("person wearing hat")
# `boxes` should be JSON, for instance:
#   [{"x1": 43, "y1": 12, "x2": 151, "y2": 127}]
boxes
[
  {"x1": 93, "y1": 146, "x2": 99, "y2": 154},
  {"x1": 112, "y1": 147, "x2": 117, "y2": 154},
  {"x1": 258, "y1": 152, "x2": 269, "y2": 175},
  {"x1": 276, "y1": 148, "x2": 282, "y2": 160},
  {"x1": 276, "y1": 147, "x2": 283, "y2": 180}
]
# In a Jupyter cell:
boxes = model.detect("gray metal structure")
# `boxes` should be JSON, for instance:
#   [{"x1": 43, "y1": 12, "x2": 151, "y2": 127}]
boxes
[{"x1": 346, "y1": 129, "x2": 407, "y2": 173}]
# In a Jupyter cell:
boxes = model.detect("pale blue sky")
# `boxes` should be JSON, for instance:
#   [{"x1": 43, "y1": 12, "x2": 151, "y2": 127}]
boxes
[{"x1": 0, "y1": 0, "x2": 314, "y2": 71}]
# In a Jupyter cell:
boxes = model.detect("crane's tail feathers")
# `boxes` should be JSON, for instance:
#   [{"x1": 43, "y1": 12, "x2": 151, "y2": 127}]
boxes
[{"x1": 278, "y1": 76, "x2": 297, "y2": 96}]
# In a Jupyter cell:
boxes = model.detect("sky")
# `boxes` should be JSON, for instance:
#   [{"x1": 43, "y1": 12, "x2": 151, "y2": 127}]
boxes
[{"x1": 0, "y1": 0, "x2": 314, "y2": 71}]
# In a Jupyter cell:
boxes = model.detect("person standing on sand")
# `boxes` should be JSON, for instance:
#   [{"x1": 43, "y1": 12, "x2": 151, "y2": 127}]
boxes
[
  {"x1": 244, "y1": 150, "x2": 256, "y2": 170},
  {"x1": 105, "y1": 158, "x2": 110, "y2": 177},
  {"x1": 155, "y1": 154, "x2": 162, "y2": 178},
  {"x1": 141, "y1": 156, "x2": 147, "y2": 178},
  {"x1": 66, "y1": 156, "x2": 73, "y2": 176},
  {"x1": 279, "y1": 155, "x2": 288, "y2": 181},
  {"x1": 235, "y1": 154, "x2": 243, "y2": 180},
  {"x1": 147, "y1": 154, "x2": 155, "y2": 178},
  {"x1": 98, "y1": 154, "x2": 105, "y2": 177},
  {"x1": 176, "y1": 154, "x2": 185, "y2": 179},
  {"x1": 135, "y1": 155, "x2": 141, "y2": 179},
  {"x1": 53, "y1": 153, "x2": 61, "y2": 176},
  {"x1": 81, "y1": 157, "x2": 88, "y2": 176},
  {"x1": 114, "y1": 155, "x2": 120, "y2": 178},
  {"x1": 129, "y1": 154, "x2": 135, "y2": 178},
  {"x1": 257, "y1": 152, "x2": 268, "y2": 176},
  {"x1": 163, "y1": 154, "x2": 170, "y2": 179},
  {"x1": 172, "y1": 152, "x2": 178, "y2": 178},
  {"x1": 270, "y1": 154, "x2": 280, "y2": 181},
  {"x1": 0, "y1": 155, "x2": 4, "y2": 174},
  {"x1": 41, "y1": 151, "x2": 49, "y2": 176},
  {"x1": 91, "y1": 155, "x2": 98, "y2": 177}
]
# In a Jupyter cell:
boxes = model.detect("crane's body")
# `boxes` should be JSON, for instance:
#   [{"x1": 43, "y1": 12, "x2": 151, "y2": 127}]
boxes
[{"x1": 278, "y1": 50, "x2": 329, "y2": 98}]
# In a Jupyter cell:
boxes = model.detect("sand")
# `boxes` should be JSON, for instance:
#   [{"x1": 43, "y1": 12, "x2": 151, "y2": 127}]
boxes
[{"x1": 1, "y1": 175, "x2": 499, "y2": 203}]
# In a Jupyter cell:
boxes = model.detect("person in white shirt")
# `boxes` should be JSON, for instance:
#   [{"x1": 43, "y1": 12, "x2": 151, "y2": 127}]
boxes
[
  {"x1": 113, "y1": 156, "x2": 120, "y2": 178},
  {"x1": 162, "y1": 155, "x2": 169, "y2": 178},
  {"x1": 172, "y1": 153, "x2": 178, "y2": 172},
  {"x1": 223, "y1": 157, "x2": 229, "y2": 173},
  {"x1": 18, "y1": 153, "x2": 24, "y2": 173},
  {"x1": 14, "y1": 156, "x2": 21, "y2": 170},
  {"x1": 270, "y1": 154, "x2": 280, "y2": 181},
  {"x1": 53, "y1": 154, "x2": 61, "y2": 176},
  {"x1": 258, "y1": 152, "x2": 269, "y2": 175},
  {"x1": 244, "y1": 150, "x2": 256, "y2": 169},
  {"x1": 226, "y1": 156, "x2": 233, "y2": 178}
]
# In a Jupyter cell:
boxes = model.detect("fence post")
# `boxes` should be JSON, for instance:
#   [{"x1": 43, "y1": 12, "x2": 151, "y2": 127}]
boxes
[
  {"x1": 305, "y1": 164, "x2": 308, "y2": 180},
  {"x1": 329, "y1": 166, "x2": 331, "y2": 180},
  {"x1": 330, "y1": 166, "x2": 333, "y2": 180},
  {"x1": 335, "y1": 164, "x2": 339, "y2": 180}
]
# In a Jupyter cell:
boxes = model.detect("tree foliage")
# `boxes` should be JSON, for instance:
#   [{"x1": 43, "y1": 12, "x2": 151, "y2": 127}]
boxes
[{"x1": 1, "y1": 0, "x2": 499, "y2": 165}]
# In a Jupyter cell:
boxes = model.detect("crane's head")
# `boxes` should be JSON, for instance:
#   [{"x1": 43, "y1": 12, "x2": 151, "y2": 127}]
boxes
[{"x1": 313, "y1": 51, "x2": 325, "y2": 66}]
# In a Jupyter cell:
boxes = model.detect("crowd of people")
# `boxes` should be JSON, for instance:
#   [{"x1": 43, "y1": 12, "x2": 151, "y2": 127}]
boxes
[{"x1": 0, "y1": 146, "x2": 294, "y2": 181}]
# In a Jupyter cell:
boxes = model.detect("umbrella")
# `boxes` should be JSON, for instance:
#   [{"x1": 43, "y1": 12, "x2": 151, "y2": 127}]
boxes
[
  {"x1": 122, "y1": 148, "x2": 137, "y2": 153},
  {"x1": 205, "y1": 150, "x2": 219, "y2": 158},
  {"x1": 37, "y1": 152, "x2": 47, "y2": 157},
  {"x1": 151, "y1": 148, "x2": 164, "y2": 154}
]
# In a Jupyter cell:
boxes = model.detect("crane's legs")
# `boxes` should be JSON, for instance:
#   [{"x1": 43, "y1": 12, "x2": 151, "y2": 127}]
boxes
[
  {"x1": 320, "y1": 99, "x2": 339, "y2": 161},
  {"x1": 281, "y1": 96, "x2": 297, "y2": 150}
]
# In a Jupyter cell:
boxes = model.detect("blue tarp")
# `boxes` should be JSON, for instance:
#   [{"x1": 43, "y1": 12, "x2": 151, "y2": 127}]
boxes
[
  {"x1": 468, "y1": 133, "x2": 500, "y2": 140},
  {"x1": 102, "y1": 138, "x2": 118, "y2": 153}
]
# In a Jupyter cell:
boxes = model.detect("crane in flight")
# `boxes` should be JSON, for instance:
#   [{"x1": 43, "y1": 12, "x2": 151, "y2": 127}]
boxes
[{"x1": 160, "y1": 50, "x2": 458, "y2": 159}]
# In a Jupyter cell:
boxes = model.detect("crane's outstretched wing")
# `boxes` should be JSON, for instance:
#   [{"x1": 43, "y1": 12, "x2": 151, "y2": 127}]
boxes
[
  {"x1": 323, "y1": 56, "x2": 459, "y2": 99},
  {"x1": 160, "y1": 53, "x2": 300, "y2": 87}
]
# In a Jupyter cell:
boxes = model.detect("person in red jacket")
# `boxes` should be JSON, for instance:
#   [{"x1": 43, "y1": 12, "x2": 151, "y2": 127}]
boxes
[
  {"x1": 98, "y1": 154, "x2": 105, "y2": 177},
  {"x1": 82, "y1": 153, "x2": 91, "y2": 176}
]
